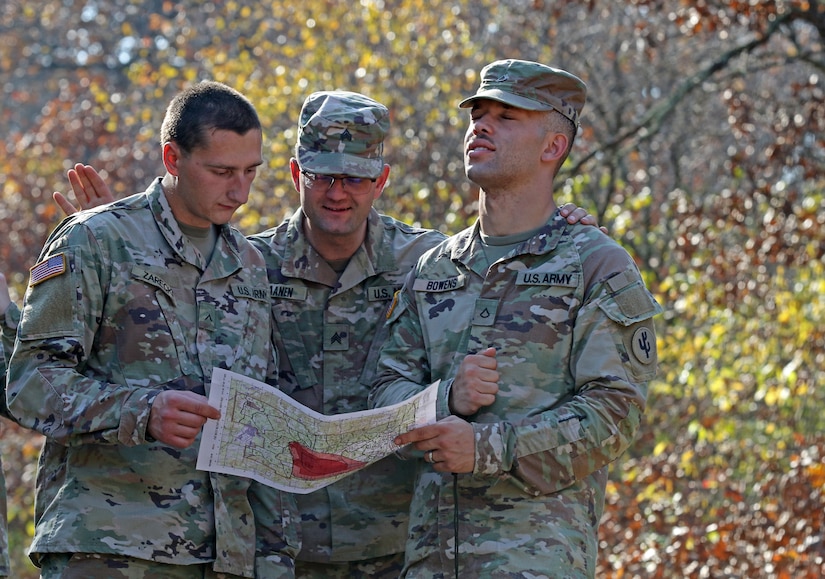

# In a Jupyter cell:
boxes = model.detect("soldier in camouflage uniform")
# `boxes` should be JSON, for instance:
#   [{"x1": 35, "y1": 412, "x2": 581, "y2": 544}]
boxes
[
  {"x1": 0, "y1": 273, "x2": 16, "y2": 577},
  {"x1": 247, "y1": 91, "x2": 447, "y2": 578},
  {"x1": 369, "y1": 60, "x2": 664, "y2": 578},
  {"x1": 5, "y1": 82, "x2": 299, "y2": 578}
]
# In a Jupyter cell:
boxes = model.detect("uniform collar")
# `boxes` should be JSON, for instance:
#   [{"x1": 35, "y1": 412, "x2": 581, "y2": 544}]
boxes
[
  {"x1": 148, "y1": 179, "x2": 244, "y2": 278},
  {"x1": 280, "y1": 207, "x2": 398, "y2": 289},
  {"x1": 453, "y1": 211, "x2": 566, "y2": 267}
]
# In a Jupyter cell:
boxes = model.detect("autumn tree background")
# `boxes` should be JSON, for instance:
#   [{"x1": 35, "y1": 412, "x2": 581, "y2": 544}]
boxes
[{"x1": 1, "y1": 0, "x2": 824, "y2": 577}]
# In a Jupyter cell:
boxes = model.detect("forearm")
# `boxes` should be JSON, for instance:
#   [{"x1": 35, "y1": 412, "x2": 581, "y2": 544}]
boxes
[
  {"x1": 368, "y1": 288, "x2": 434, "y2": 409},
  {"x1": 7, "y1": 345, "x2": 161, "y2": 445},
  {"x1": 496, "y1": 383, "x2": 646, "y2": 494},
  {"x1": 473, "y1": 283, "x2": 656, "y2": 494}
]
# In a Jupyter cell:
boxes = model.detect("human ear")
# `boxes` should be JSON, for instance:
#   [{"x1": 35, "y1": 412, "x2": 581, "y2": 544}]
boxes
[{"x1": 542, "y1": 132, "x2": 569, "y2": 163}]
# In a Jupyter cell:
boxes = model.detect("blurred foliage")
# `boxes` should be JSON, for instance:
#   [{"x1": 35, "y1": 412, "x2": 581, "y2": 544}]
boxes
[
  {"x1": 0, "y1": 423, "x2": 40, "y2": 578},
  {"x1": 600, "y1": 258, "x2": 825, "y2": 577},
  {"x1": 1, "y1": 0, "x2": 824, "y2": 577}
]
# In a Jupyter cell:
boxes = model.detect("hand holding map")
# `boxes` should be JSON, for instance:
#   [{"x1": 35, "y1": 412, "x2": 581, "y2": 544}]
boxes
[{"x1": 197, "y1": 368, "x2": 438, "y2": 494}]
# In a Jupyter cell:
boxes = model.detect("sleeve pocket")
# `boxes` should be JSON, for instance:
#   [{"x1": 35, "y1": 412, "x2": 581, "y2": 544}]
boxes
[
  {"x1": 19, "y1": 252, "x2": 81, "y2": 340},
  {"x1": 598, "y1": 272, "x2": 663, "y2": 326}
]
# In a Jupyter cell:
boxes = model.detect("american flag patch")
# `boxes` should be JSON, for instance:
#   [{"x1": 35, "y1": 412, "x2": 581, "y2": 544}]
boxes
[{"x1": 30, "y1": 254, "x2": 67, "y2": 286}]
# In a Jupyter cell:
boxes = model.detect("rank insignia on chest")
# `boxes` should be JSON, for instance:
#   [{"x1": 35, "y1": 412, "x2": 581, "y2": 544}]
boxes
[
  {"x1": 472, "y1": 298, "x2": 499, "y2": 326},
  {"x1": 324, "y1": 324, "x2": 349, "y2": 351}
]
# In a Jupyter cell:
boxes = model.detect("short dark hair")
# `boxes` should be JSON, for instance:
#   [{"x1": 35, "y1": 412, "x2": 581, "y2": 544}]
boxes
[{"x1": 160, "y1": 80, "x2": 261, "y2": 154}]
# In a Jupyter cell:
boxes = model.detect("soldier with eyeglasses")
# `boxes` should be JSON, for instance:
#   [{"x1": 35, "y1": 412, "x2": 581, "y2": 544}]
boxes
[{"x1": 245, "y1": 91, "x2": 447, "y2": 578}]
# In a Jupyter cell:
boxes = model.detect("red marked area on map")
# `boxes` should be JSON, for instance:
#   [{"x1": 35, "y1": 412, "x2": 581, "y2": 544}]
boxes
[{"x1": 288, "y1": 441, "x2": 366, "y2": 480}]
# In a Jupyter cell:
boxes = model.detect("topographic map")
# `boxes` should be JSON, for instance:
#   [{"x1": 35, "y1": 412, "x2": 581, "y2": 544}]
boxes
[{"x1": 197, "y1": 368, "x2": 439, "y2": 494}]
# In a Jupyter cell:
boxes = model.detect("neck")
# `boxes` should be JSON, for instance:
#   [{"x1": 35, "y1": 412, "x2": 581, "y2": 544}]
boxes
[
  {"x1": 161, "y1": 173, "x2": 176, "y2": 194},
  {"x1": 478, "y1": 188, "x2": 556, "y2": 236},
  {"x1": 303, "y1": 220, "x2": 367, "y2": 263}
]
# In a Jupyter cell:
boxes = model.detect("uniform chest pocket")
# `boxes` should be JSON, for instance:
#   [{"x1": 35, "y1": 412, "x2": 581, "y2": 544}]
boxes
[
  {"x1": 110, "y1": 266, "x2": 193, "y2": 378},
  {"x1": 220, "y1": 283, "x2": 272, "y2": 376}
]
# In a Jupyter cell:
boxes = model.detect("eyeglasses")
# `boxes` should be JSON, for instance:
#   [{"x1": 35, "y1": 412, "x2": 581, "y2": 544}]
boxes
[{"x1": 300, "y1": 169, "x2": 376, "y2": 193}]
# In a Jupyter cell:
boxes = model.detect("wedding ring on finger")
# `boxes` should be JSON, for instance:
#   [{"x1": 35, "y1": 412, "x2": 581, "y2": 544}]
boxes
[{"x1": 427, "y1": 450, "x2": 435, "y2": 463}]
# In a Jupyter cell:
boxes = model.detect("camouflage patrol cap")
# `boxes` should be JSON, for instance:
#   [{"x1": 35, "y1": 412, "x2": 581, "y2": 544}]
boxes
[
  {"x1": 295, "y1": 90, "x2": 389, "y2": 179},
  {"x1": 459, "y1": 59, "x2": 587, "y2": 127}
]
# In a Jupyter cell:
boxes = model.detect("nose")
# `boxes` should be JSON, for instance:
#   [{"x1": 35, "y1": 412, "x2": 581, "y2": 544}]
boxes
[
  {"x1": 227, "y1": 173, "x2": 253, "y2": 205},
  {"x1": 325, "y1": 177, "x2": 348, "y2": 198},
  {"x1": 471, "y1": 117, "x2": 491, "y2": 135}
]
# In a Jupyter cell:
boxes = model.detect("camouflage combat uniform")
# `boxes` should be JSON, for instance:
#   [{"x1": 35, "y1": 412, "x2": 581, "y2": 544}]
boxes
[
  {"x1": 6, "y1": 180, "x2": 299, "y2": 577},
  {"x1": 370, "y1": 214, "x2": 663, "y2": 578},
  {"x1": 0, "y1": 302, "x2": 20, "y2": 577},
  {"x1": 0, "y1": 454, "x2": 7, "y2": 577},
  {"x1": 248, "y1": 207, "x2": 445, "y2": 573}
]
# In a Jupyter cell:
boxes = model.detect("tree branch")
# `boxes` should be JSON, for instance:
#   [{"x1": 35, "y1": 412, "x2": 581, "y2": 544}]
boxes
[{"x1": 562, "y1": 9, "x2": 804, "y2": 178}]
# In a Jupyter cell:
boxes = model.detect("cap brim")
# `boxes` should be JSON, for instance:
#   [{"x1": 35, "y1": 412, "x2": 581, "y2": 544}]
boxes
[
  {"x1": 296, "y1": 148, "x2": 383, "y2": 179},
  {"x1": 458, "y1": 89, "x2": 553, "y2": 111}
]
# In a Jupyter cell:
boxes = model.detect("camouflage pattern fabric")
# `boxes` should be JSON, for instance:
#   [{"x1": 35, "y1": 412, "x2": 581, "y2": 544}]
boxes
[
  {"x1": 295, "y1": 552, "x2": 405, "y2": 579},
  {"x1": 0, "y1": 463, "x2": 8, "y2": 576},
  {"x1": 0, "y1": 302, "x2": 19, "y2": 577},
  {"x1": 459, "y1": 58, "x2": 587, "y2": 127},
  {"x1": 248, "y1": 208, "x2": 445, "y2": 571},
  {"x1": 295, "y1": 90, "x2": 389, "y2": 179},
  {"x1": 39, "y1": 552, "x2": 250, "y2": 578},
  {"x1": 6, "y1": 180, "x2": 299, "y2": 578},
  {"x1": 370, "y1": 213, "x2": 663, "y2": 578}
]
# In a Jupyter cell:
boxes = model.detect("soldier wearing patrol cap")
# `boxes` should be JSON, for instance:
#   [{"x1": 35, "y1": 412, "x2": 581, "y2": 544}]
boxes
[
  {"x1": 371, "y1": 59, "x2": 663, "y2": 578},
  {"x1": 247, "y1": 90, "x2": 448, "y2": 578}
]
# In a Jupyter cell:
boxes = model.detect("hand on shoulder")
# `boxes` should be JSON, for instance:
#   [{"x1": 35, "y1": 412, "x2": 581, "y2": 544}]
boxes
[{"x1": 53, "y1": 163, "x2": 116, "y2": 216}]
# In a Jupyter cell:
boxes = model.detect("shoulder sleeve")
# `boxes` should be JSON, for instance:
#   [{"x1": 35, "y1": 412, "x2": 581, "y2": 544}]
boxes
[
  {"x1": 499, "y1": 235, "x2": 664, "y2": 494},
  {"x1": 7, "y1": 223, "x2": 156, "y2": 445}
]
